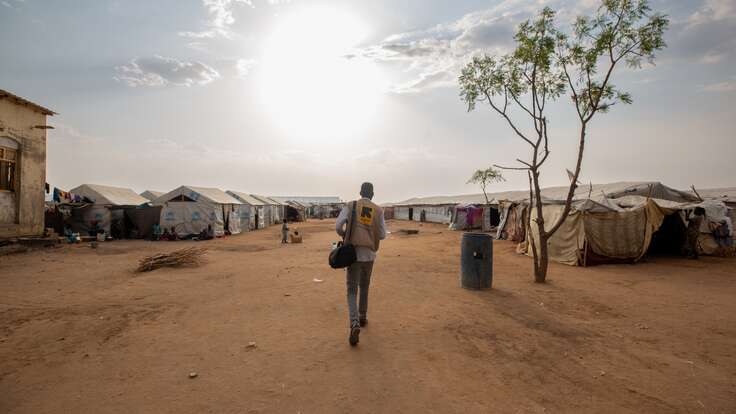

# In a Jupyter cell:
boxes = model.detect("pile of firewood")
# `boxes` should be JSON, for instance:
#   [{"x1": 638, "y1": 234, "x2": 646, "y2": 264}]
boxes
[{"x1": 135, "y1": 247, "x2": 207, "y2": 273}]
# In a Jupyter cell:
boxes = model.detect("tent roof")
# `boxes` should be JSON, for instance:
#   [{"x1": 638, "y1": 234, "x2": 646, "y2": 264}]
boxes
[
  {"x1": 271, "y1": 196, "x2": 343, "y2": 205},
  {"x1": 0, "y1": 88, "x2": 56, "y2": 115},
  {"x1": 227, "y1": 191, "x2": 266, "y2": 206},
  {"x1": 388, "y1": 181, "x2": 703, "y2": 207},
  {"x1": 250, "y1": 194, "x2": 275, "y2": 205},
  {"x1": 264, "y1": 197, "x2": 287, "y2": 206},
  {"x1": 140, "y1": 190, "x2": 164, "y2": 201},
  {"x1": 695, "y1": 187, "x2": 736, "y2": 203},
  {"x1": 70, "y1": 184, "x2": 148, "y2": 206},
  {"x1": 153, "y1": 186, "x2": 241, "y2": 205}
]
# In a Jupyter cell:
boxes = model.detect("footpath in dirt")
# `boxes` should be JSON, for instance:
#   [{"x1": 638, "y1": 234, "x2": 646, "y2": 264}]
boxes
[{"x1": 1, "y1": 219, "x2": 735, "y2": 413}]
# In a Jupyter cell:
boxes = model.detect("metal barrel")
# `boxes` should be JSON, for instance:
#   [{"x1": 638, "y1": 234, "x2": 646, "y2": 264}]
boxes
[{"x1": 460, "y1": 232, "x2": 493, "y2": 290}]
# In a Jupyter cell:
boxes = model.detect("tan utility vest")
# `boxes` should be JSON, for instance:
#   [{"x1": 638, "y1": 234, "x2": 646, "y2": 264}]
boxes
[{"x1": 346, "y1": 198, "x2": 383, "y2": 252}]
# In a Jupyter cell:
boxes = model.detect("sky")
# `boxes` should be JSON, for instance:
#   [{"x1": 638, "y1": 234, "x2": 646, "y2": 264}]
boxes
[{"x1": 1, "y1": 0, "x2": 734, "y2": 203}]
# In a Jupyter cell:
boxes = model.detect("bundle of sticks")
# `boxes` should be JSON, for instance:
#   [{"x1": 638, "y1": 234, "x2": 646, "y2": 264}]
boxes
[{"x1": 135, "y1": 247, "x2": 208, "y2": 273}]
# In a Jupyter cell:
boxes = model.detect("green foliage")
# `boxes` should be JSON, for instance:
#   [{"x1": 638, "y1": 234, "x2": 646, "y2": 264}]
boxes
[
  {"x1": 467, "y1": 167, "x2": 505, "y2": 204},
  {"x1": 459, "y1": 0, "x2": 669, "y2": 121},
  {"x1": 557, "y1": 0, "x2": 669, "y2": 119},
  {"x1": 460, "y1": 7, "x2": 566, "y2": 115},
  {"x1": 467, "y1": 167, "x2": 505, "y2": 186}
]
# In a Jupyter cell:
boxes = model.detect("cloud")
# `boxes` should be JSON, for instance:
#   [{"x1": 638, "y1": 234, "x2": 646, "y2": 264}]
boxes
[
  {"x1": 236, "y1": 58, "x2": 257, "y2": 78},
  {"x1": 391, "y1": 70, "x2": 456, "y2": 94},
  {"x1": 359, "y1": 0, "x2": 599, "y2": 94},
  {"x1": 674, "y1": 0, "x2": 736, "y2": 65},
  {"x1": 703, "y1": 78, "x2": 736, "y2": 92},
  {"x1": 688, "y1": 0, "x2": 736, "y2": 26},
  {"x1": 179, "y1": 0, "x2": 254, "y2": 39},
  {"x1": 180, "y1": 0, "x2": 288, "y2": 40},
  {"x1": 114, "y1": 56, "x2": 220, "y2": 87}
]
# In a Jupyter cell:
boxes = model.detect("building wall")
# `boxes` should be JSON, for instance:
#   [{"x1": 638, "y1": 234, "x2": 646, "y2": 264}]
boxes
[
  {"x1": 0, "y1": 99, "x2": 47, "y2": 238},
  {"x1": 395, "y1": 206, "x2": 410, "y2": 220}
]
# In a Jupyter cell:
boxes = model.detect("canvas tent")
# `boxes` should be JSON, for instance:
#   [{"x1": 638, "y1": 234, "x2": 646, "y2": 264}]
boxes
[
  {"x1": 67, "y1": 184, "x2": 150, "y2": 238},
  {"x1": 140, "y1": 190, "x2": 164, "y2": 202},
  {"x1": 502, "y1": 182, "x2": 732, "y2": 266},
  {"x1": 152, "y1": 186, "x2": 242, "y2": 237},
  {"x1": 250, "y1": 195, "x2": 276, "y2": 227},
  {"x1": 265, "y1": 197, "x2": 286, "y2": 223},
  {"x1": 226, "y1": 191, "x2": 266, "y2": 230},
  {"x1": 71, "y1": 184, "x2": 148, "y2": 206}
]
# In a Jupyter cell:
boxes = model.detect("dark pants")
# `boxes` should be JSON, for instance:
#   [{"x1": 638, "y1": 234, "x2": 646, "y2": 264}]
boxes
[
  {"x1": 687, "y1": 232, "x2": 699, "y2": 259},
  {"x1": 346, "y1": 261, "x2": 374, "y2": 326}
]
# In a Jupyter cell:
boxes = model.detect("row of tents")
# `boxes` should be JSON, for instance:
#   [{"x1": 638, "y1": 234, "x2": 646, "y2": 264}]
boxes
[
  {"x1": 47, "y1": 184, "x2": 344, "y2": 240},
  {"x1": 387, "y1": 182, "x2": 735, "y2": 266}
]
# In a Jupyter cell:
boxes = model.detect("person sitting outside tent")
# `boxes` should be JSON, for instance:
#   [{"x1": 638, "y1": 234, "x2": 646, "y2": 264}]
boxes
[
  {"x1": 686, "y1": 207, "x2": 706, "y2": 259},
  {"x1": 198, "y1": 225, "x2": 214, "y2": 241},
  {"x1": 152, "y1": 224, "x2": 162, "y2": 241},
  {"x1": 281, "y1": 221, "x2": 289, "y2": 244},
  {"x1": 710, "y1": 217, "x2": 733, "y2": 256}
]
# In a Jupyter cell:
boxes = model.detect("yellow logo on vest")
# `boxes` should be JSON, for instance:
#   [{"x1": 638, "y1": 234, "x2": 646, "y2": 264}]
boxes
[{"x1": 358, "y1": 206, "x2": 374, "y2": 225}]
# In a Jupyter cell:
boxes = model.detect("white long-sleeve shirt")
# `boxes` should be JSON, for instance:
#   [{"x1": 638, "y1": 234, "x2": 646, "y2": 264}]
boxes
[{"x1": 336, "y1": 198, "x2": 387, "y2": 262}]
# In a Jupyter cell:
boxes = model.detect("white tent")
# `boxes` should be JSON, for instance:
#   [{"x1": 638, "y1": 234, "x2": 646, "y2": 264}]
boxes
[
  {"x1": 152, "y1": 186, "x2": 242, "y2": 237},
  {"x1": 70, "y1": 184, "x2": 148, "y2": 206},
  {"x1": 250, "y1": 194, "x2": 276, "y2": 227},
  {"x1": 68, "y1": 184, "x2": 149, "y2": 236},
  {"x1": 227, "y1": 191, "x2": 267, "y2": 230},
  {"x1": 140, "y1": 190, "x2": 164, "y2": 202}
]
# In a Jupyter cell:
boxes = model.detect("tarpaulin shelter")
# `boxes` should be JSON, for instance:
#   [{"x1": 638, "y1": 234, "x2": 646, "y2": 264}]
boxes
[
  {"x1": 67, "y1": 184, "x2": 150, "y2": 238},
  {"x1": 250, "y1": 194, "x2": 276, "y2": 227},
  {"x1": 226, "y1": 191, "x2": 266, "y2": 230},
  {"x1": 449, "y1": 205, "x2": 483, "y2": 230},
  {"x1": 152, "y1": 186, "x2": 242, "y2": 237},
  {"x1": 508, "y1": 183, "x2": 732, "y2": 266}
]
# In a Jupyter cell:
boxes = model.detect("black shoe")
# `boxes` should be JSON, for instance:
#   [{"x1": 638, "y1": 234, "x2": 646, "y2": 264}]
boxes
[
  {"x1": 359, "y1": 318, "x2": 367, "y2": 327},
  {"x1": 349, "y1": 324, "x2": 360, "y2": 346}
]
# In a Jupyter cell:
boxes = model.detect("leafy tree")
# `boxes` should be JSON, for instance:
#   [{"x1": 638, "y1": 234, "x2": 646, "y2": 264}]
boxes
[
  {"x1": 459, "y1": 0, "x2": 668, "y2": 283},
  {"x1": 468, "y1": 167, "x2": 506, "y2": 205}
]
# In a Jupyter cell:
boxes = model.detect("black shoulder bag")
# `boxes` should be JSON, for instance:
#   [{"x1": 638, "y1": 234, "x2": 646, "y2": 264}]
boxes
[{"x1": 329, "y1": 201, "x2": 357, "y2": 269}]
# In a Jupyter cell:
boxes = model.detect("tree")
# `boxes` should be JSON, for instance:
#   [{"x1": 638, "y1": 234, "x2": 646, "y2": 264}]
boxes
[
  {"x1": 459, "y1": 0, "x2": 668, "y2": 283},
  {"x1": 467, "y1": 167, "x2": 505, "y2": 205}
]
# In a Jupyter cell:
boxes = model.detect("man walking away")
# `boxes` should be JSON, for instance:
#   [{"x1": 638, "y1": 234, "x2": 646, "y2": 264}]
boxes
[
  {"x1": 686, "y1": 207, "x2": 705, "y2": 259},
  {"x1": 336, "y1": 182, "x2": 386, "y2": 346}
]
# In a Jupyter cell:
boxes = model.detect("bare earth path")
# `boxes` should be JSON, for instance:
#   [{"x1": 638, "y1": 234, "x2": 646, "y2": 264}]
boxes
[{"x1": 1, "y1": 219, "x2": 735, "y2": 413}]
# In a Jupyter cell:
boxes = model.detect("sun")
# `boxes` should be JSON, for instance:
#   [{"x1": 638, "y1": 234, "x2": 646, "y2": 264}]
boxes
[{"x1": 258, "y1": 7, "x2": 384, "y2": 141}]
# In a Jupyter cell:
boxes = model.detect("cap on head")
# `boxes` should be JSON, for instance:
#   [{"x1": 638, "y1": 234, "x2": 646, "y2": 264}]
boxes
[{"x1": 360, "y1": 182, "x2": 374, "y2": 199}]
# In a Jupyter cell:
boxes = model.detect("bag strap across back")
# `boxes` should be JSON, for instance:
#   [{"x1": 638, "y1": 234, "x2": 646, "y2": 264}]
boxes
[{"x1": 344, "y1": 201, "x2": 357, "y2": 244}]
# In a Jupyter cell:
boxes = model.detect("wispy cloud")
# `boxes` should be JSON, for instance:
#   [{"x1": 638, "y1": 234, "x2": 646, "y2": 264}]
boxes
[
  {"x1": 703, "y1": 77, "x2": 736, "y2": 92},
  {"x1": 114, "y1": 56, "x2": 220, "y2": 87},
  {"x1": 358, "y1": 0, "x2": 599, "y2": 93},
  {"x1": 179, "y1": 0, "x2": 254, "y2": 39}
]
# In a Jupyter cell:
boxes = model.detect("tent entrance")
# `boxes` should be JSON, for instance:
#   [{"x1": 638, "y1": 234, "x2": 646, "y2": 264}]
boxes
[
  {"x1": 489, "y1": 207, "x2": 500, "y2": 226},
  {"x1": 408, "y1": 208, "x2": 414, "y2": 221},
  {"x1": 647, "y1": 212, "x2": 687, "y2": 256}
]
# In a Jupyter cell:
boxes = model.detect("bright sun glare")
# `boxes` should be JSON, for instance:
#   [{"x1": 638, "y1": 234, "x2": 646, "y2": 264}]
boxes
[{"x1": 258, "y1": 7, "x2": 384, "y2": 140}]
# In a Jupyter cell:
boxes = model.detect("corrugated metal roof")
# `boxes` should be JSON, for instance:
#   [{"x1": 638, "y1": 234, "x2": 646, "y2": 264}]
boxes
[
  {"x1": 71, "y1": 184, "x2": 148, "y2": 206},
  {"x1": 227, "y1": 191, "x2": 266, "y2": 206},
  {"x1": 0, "y1": 89, "x2": 56, "y2": 115}
]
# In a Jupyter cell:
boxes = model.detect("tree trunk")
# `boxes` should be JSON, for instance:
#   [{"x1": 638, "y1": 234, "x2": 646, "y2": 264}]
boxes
[
  {"x1": 534, "y1": 235, "x2": 549, "y2": 283},
  {"x1": 531, "y1": 169, "x2": 548, "y2": 283}
]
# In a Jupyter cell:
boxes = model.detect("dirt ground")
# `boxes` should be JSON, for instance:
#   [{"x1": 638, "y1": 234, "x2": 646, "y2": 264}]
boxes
[{"x1": 1, "y1": 219, "x2": 735, "y2": 414}]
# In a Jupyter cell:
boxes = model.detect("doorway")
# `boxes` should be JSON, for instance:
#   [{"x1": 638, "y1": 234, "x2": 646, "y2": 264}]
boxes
[{"x1": 408, "y1": 208, "x2": 414, "y2": 221}]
